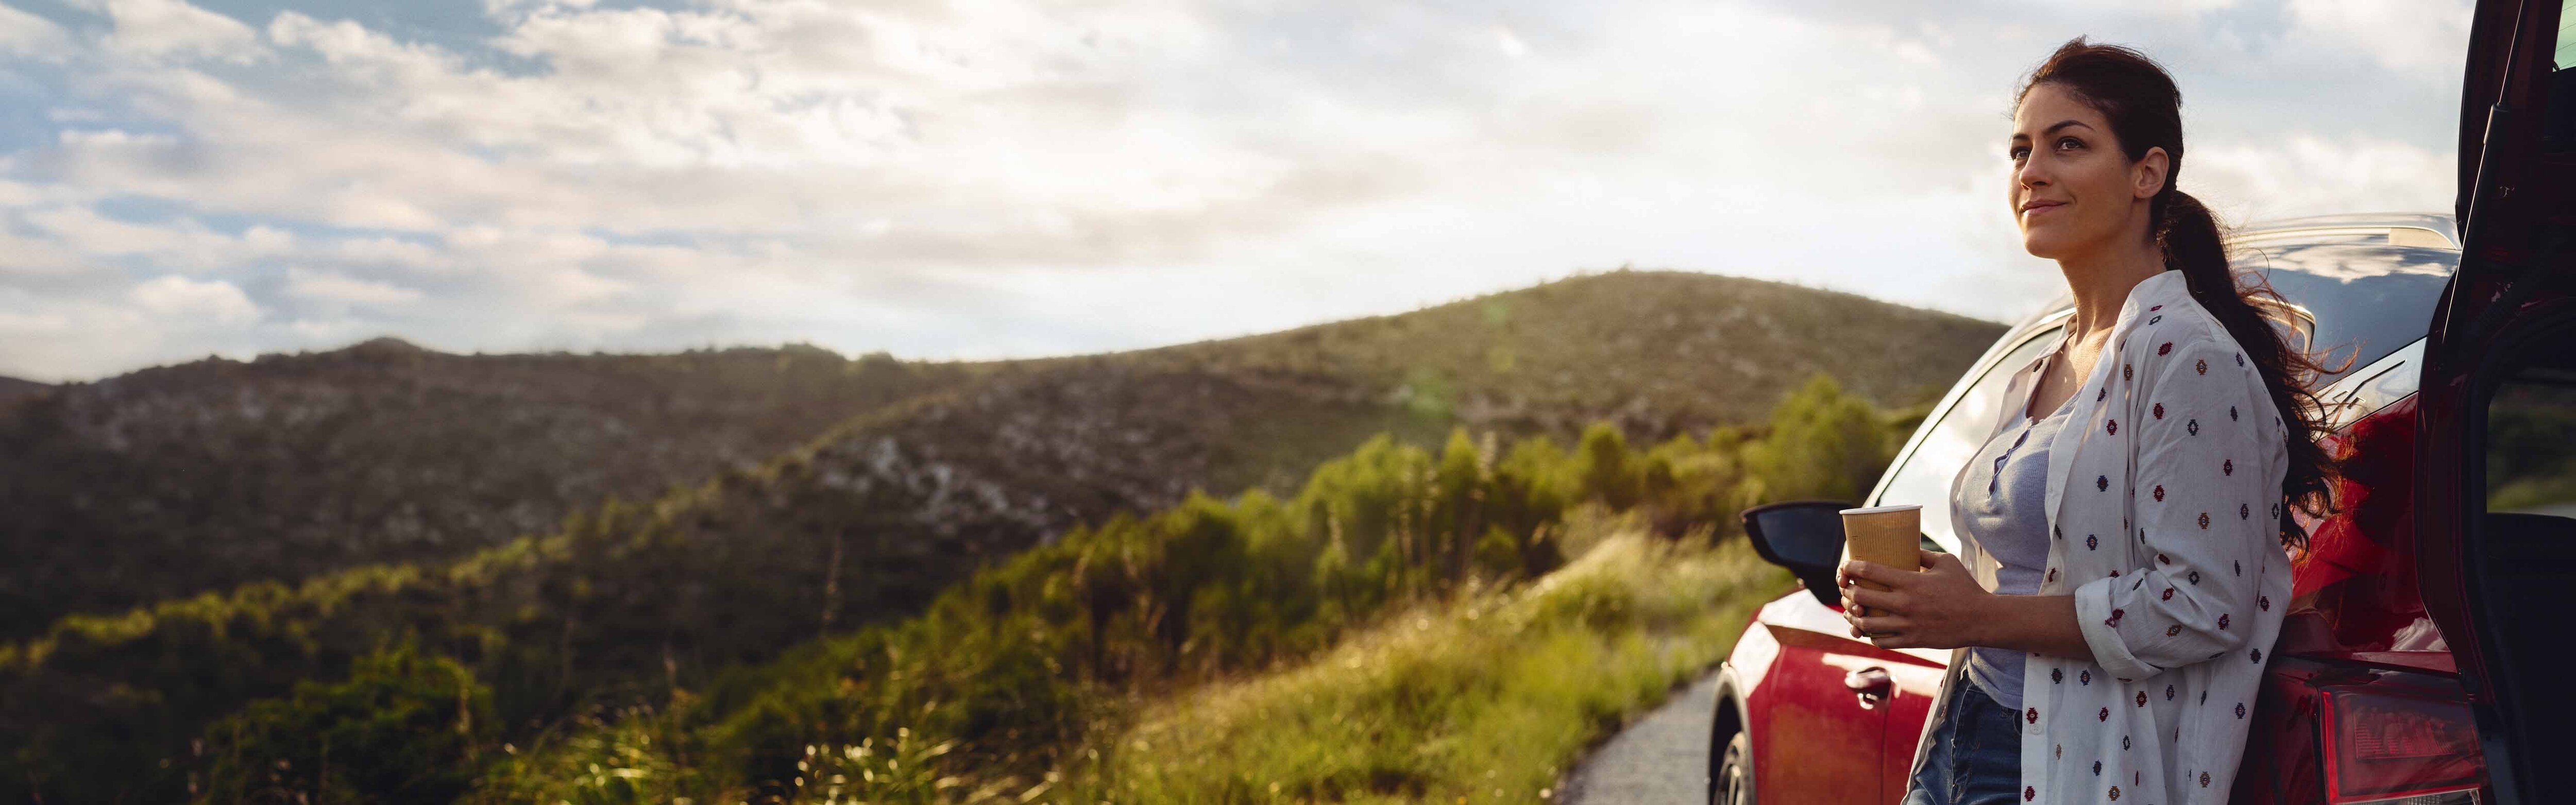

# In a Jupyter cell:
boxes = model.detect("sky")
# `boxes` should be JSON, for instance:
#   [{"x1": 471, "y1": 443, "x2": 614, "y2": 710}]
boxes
[{"x1": 0, "y1": 0, "x2": 2474, "y2": 382}]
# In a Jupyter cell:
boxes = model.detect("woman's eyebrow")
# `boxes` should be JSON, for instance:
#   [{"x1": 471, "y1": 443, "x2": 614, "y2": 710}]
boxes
[{"x1": 2012, "y1": 119, "x2": 2094, "y2": 141}]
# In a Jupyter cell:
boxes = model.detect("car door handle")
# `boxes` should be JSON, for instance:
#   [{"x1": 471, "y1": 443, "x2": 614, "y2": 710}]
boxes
[{"x1": 1845, "y1": 667, "x2": 1892, "y2": 707}]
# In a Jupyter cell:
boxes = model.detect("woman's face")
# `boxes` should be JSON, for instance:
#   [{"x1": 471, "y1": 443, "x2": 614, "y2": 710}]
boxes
[{"x1": 2008, "y1": 82, "x2": 2166, "y2": 261}]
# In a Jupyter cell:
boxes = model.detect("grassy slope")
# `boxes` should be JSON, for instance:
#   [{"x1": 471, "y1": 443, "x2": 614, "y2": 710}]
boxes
[
  {"x1": 1076, "y1": 527, "x2": 1785, "y2": 804},
  {"x1": 0, "y1": 271, "x2": 1997, "y2": 642},
  {"x1": 1128, "y1": 269, "x2": 2000, "y2": 441}
]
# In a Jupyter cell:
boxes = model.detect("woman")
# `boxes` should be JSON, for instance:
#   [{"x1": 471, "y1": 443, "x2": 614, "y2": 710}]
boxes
[{"x1": 1833, "y1": 38, "x2": 2343, "y2": 805}]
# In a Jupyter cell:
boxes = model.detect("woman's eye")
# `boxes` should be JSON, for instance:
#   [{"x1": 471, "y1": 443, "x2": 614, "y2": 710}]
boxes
[
  {"x1": 2057, "y1": 136, "x2": 2083, "y2": 151},
  {"x1": 2008, "y1": 146, "x2": 2029, "y2": 161}
]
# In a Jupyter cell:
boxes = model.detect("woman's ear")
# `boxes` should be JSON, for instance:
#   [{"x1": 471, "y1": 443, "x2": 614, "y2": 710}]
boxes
[{"x1": 2133, "y1": 146, "x2": 2171, "y2": 200}]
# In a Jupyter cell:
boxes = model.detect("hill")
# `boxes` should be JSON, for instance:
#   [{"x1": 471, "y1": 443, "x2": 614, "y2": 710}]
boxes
[
  {"x1": 1129, "y1": 269, "x2": 1999, "y2": 437},
  {"x1": 0, "y1": 339, "x2": 987, "y2": 638},
  {"x1": 0, "y1": 375, "x2": 43, "y2": 405},
  {"x1": 0, "y1": 266, "x2": 2000, "y2": 801},
  {"x1": 0, "y1": 271, "x2": 1998, "y2": 642}
]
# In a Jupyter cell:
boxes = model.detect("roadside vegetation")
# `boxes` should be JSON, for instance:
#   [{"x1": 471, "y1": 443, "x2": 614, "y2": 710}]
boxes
[
  {"x1": 459, "y1": 373, "x2": 1887, "y2": 804},
  {"x1": 3, "y1": 371, "x2": 1904, "y2": 803},
  {"x1": 1071, "y1": 519, "x2": 1781, "y2": 804}
]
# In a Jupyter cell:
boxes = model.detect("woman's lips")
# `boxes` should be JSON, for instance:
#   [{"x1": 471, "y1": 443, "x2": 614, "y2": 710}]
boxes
[{"x1": 2021, "y1": 201, "x2": 2065, "y2": 220}]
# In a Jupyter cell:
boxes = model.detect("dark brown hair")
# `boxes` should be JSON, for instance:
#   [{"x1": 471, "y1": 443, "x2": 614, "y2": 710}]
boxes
[{"x1": 2017, "y1": 37, "x2": 2347, "y2": 552}]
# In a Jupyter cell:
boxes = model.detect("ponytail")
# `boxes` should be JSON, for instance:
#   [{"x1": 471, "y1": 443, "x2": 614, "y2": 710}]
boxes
[{"x1": 2156, "y1": 190, "x2": 2347, "y2": 553}]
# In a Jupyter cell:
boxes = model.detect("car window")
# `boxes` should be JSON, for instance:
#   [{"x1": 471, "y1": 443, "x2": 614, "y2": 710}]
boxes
[
  {"x1": 1871, "y1": 327, "x2": 2060, "y2": 554},
  {"x1": 2231, "y1": 235, "x2": 2456, "y2": 387},
  {"x1": 2547, "y1": 0, "x2": 2576, "y2": 150},
  {"x1": 2486, "y1": 327, "x2": 2576, "y2": 520}
]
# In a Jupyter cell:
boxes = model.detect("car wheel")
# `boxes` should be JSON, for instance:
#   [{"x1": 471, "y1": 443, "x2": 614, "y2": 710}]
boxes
[{"x1": 1712, "y1": 730, "x2": 1754, "y2": 805}]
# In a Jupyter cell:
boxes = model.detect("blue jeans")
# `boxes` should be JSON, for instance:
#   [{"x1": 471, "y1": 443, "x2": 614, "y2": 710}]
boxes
[{"x1": 1901, "y1": 678, "x2": 2022, "y2": 805}]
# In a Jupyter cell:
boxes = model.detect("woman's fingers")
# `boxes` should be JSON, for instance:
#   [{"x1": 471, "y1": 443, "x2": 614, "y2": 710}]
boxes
[
  {"x1": 1851, "y1": 614, "x2": 1904, "y2": 644},
  {"x1": 1843, "y1": 585, "x2": 1896, "y2": 613}
]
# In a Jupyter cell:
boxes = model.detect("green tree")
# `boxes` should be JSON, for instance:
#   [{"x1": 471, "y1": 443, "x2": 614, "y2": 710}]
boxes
[
  {"x1": 1574, "y1": 422, "x2": 1642, "y2": 510},
  {"x1": 1745, "y1": 373, "x2": 1894, "y2": 503},
  {"x1": 198, "y1": 639, "x2": 495, "y2": 805}
]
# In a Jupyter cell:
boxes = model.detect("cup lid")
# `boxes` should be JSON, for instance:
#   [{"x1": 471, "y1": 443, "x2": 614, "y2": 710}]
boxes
[{"x1": 1840, "y1": 504, "x2": 1923, "y2": 515}]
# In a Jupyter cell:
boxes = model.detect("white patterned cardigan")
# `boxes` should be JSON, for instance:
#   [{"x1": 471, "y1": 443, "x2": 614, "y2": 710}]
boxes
[{"x1": 1902, "y1": 267, "x2": 2296, "y2": 804}]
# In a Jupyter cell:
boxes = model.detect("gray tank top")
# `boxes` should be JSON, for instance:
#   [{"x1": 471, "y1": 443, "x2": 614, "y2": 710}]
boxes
[{"x1": 1955, "y1": 388, "x2": 2075, "y2": 712}]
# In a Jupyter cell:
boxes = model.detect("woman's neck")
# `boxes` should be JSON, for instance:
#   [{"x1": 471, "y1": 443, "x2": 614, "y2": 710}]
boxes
[{"x1": 2057, "y1": 236, "x2": 2168, "y2": 346}]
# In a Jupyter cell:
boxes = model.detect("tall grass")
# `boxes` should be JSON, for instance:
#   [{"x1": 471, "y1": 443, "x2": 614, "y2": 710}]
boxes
[{"x1": 1063, "y1": 512, "x2": 1786, "y2": 804}]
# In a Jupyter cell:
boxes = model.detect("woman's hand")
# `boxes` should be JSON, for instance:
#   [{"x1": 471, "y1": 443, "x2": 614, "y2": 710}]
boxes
[{"x1": 1838, "y1": 549, "x2": 1995, "y2": 650}]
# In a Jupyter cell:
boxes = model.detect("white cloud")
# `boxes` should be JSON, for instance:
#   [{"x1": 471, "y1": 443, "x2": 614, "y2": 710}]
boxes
[
  {"x1": 2285, "y1": 0, "x2": 2476, "y2": 77},
  {"x1": 1493, "y1": 24, "x2": 1529, "y2": 58},
  {"x1": 2189, "y1": 133, "x2": 2455, "y2": 224},
  {"x1": 283, "y1": 266, "x2": 422, "y2": 305},
  {"x1": 0, "y1": 3, "x2": 74, "y2": 61},
  {"x1": 86, "y1": 0, "x2": 268, "y2": 64},
  {"x1": 128, "y1": 274, "x2": 258, "y2": 322}
]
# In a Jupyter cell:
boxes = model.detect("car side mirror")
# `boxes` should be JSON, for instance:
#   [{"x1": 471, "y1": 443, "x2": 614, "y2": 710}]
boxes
[{"x1": 1741, "y1": 500, "x2": 1856, "y2": 609}]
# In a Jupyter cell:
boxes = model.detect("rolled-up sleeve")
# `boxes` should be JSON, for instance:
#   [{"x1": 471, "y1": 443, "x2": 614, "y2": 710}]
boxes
[{"x1": 2074, "y1": 336, "x2": 2272, "y2": 682}]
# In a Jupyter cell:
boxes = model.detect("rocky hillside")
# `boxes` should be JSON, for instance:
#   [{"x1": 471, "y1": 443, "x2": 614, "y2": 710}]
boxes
[
  {"x1": 0, "y1": 375, "x2": 43, "y2": 405},
  {"x1": 0, "y1": 270, "x2": 2003, "y2": 642},
  {"x1": 0, "y1": 339, "x2": 987, "y2": 638}
]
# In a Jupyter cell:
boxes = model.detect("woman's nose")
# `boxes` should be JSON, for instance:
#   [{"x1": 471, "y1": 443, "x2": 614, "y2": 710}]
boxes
[{"x1": 2016, "y1": 158, "x2": 2048, "y2": 190}]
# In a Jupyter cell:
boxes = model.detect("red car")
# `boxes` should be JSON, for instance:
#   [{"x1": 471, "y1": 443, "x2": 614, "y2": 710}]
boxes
[{"x1": 1714, "y1": 3, "x2": 2576, "y2": 802}]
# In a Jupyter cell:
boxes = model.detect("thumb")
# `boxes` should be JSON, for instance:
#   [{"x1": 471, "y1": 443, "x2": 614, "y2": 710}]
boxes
[{"x1": 1918, "y1": 547, "x2": 1946, "y2": 570}]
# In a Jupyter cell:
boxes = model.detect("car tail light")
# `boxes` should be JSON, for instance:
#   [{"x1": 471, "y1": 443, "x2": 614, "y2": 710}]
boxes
[{"x1": 2319, "y1": 687, "x2": 2485, "y2": 804}]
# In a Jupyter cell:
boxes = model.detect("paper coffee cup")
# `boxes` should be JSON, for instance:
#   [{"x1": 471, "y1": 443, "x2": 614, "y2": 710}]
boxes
[{"x1": 1840, "y1": 504, "x2": 1922, "y2": 619}]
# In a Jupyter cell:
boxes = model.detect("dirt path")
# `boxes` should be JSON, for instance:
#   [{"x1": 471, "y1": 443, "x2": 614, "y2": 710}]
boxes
[{"x1": 1555, "y1": 671, "x2": 1718, "y2": 804}]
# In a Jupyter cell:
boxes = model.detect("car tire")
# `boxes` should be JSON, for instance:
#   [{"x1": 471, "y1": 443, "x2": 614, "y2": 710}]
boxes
[{"x1": 1711, "y1": 729, "x2": 1754, "y2": 805}]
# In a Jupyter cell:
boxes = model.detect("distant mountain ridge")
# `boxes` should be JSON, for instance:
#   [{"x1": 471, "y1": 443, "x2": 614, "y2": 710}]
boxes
[
  {"x1": 0, "y1": 269, "x2": 2004, "y2": 641},
  {"x1": 1129, "y1": 269, "x2": 1999, "y2": 437},
  {"x1": 0, "y1": 375, "x2": 44, "y2": 404},
  {"x1": 0, "y1": 340, "x2": 987, "y2": 638}
]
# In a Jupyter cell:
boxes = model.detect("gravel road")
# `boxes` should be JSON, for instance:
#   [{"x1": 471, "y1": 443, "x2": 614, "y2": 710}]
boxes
[{"x1": 1555, "y1": 671, "x2": 1718, "y2": 804}]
